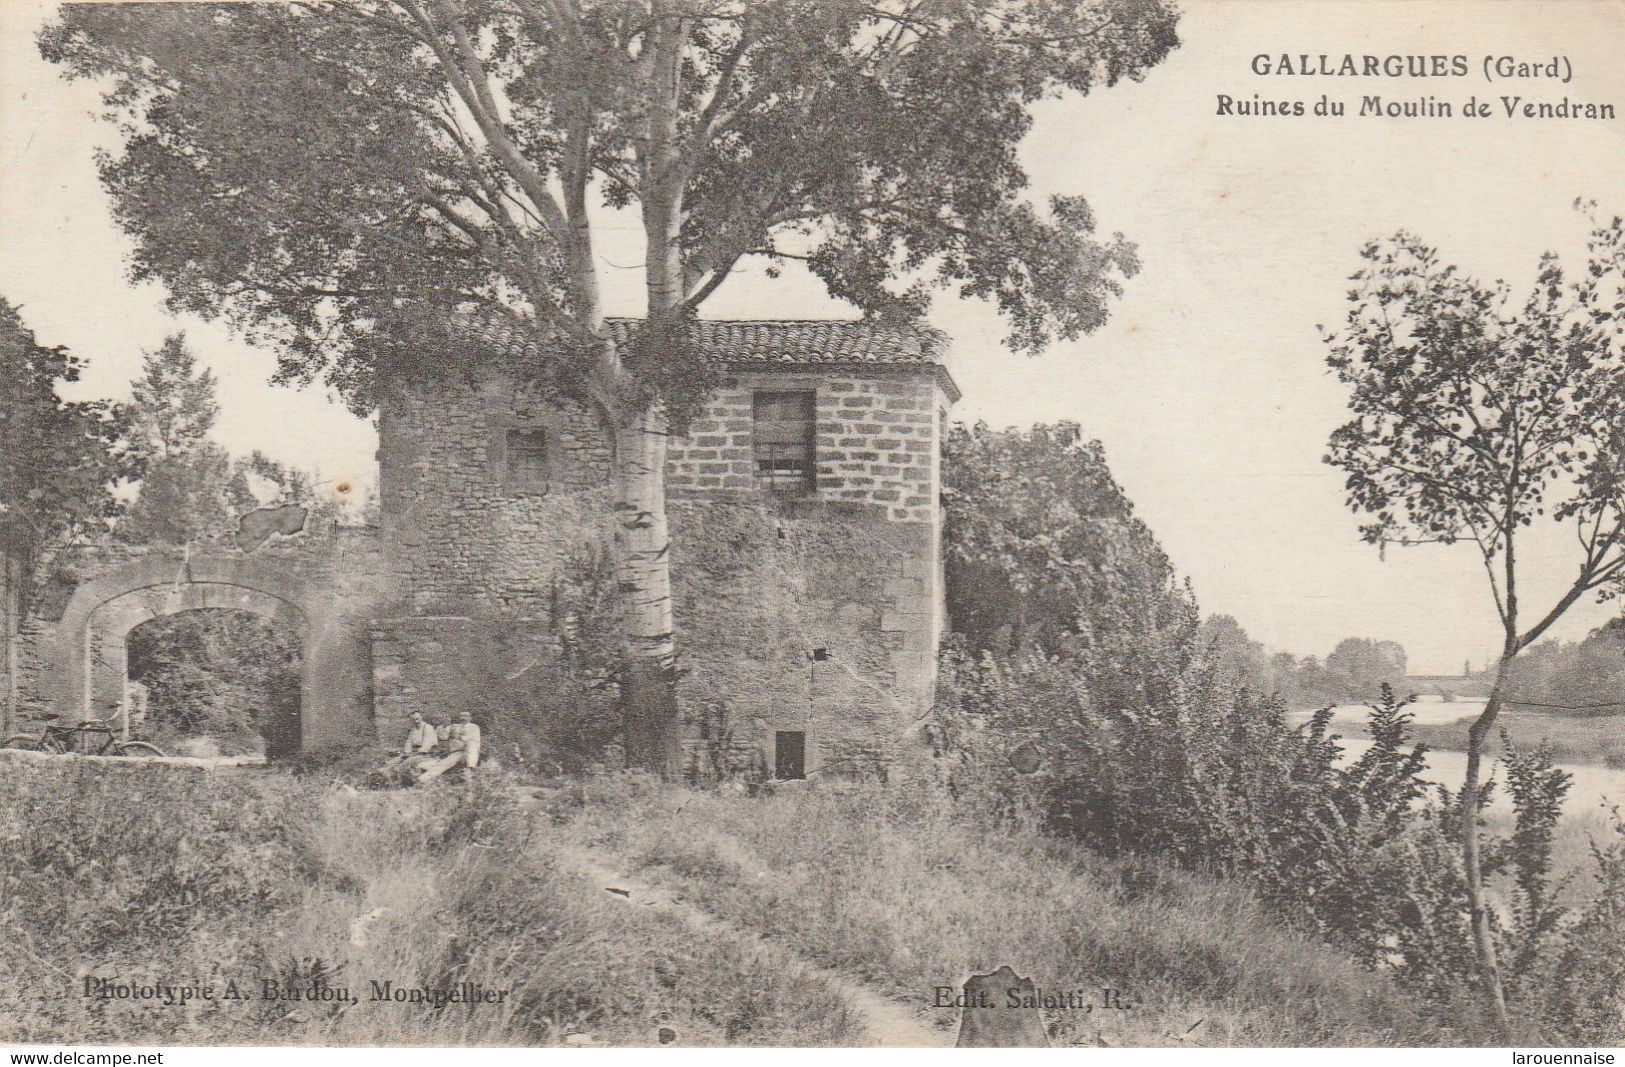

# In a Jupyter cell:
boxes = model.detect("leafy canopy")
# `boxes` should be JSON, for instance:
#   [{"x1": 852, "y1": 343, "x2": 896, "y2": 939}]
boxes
[
  {"x1": 119, "y1": 333, "x2": 334, "y2": 545},
  {"x1": 0, "y1": 298, "x2": 131, "y2": 589},
  {"x1": 1323, "y1": 203, "x2": 1625, "y2": 647},
  {"x1": 942, "y1": 420, "x2": 1194, "y2": 662},
  {"x1": 128, "y1": 333, "x2": 219, "y2": 460},
  {"x1": 42, "y1": 0, "x2": 1179, "y2": 413}
]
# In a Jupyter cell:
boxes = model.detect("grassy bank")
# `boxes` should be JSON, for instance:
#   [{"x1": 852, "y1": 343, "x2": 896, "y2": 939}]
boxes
[
  {"x1": 0, "y1": 759, "x2": 856, "y2": 1046},
  {"x1": 1, "y1": 758, "x2": 1478, "y2": 1047},
  {"x1": 556, "y1": 776, "x2": 1462, "y2": 1047},
  {"x1": 1407, "y1": 710, "x2": 1625, "y2": 769}
]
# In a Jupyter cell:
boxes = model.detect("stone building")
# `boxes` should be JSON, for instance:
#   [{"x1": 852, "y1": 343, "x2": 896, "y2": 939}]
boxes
[
  {"x1": 373, "y1": 318, "x2": 958, "y2": 780},
  {"x1": 6, "y1": 318, "x2": 958, "y2": 781}
]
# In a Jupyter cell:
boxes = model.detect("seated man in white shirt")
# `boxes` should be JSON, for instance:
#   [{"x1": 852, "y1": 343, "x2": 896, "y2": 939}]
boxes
[
  {"x1": 382, "y1": 712, "x2": 439, "y2": 775},
  {"x1": 415, "y1": 711, "x2": 482, "y2": 784}
]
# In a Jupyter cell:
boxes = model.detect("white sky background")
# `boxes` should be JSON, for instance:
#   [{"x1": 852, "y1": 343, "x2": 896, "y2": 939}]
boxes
[{"x1": 2, "y1": 0, "x2": 1622, "y2": 673}]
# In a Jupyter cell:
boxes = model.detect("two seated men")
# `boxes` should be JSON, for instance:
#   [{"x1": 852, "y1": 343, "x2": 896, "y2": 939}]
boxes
[{"x1": 381, "y1": 710, "x2": 482, "y2": 786}]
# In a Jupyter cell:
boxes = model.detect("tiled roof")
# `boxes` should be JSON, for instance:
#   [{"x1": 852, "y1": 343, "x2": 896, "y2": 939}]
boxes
[
  {"x1": 454, "y1": 314, "x2": 958, "y2": 399},
  {"x1": 604, "y1": 318, "x2": 950, "y2": 367},
  {"x1": 460, "y1": 314, "x2": 947, "y2": 366}
]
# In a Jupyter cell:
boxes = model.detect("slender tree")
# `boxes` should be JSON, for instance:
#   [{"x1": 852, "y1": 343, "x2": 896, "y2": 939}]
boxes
[
  {"x1": 43, "y1": 0, "x2": 1179, "y2": 772},
  {"x1": 1320, "y1": 202, "x2": 1625, "y2": 1037},
  {"x1": 120, "y1": 333, "x2": 234, "y2": 545},
  {"x1": 0, "y1": 299, "x2": 130, "y2": 734},
  {"x1": 128, "y1": 333, "x2": 218, "y2": 460}
]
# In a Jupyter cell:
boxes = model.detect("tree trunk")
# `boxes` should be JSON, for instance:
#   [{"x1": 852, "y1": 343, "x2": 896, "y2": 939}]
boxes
[
  {"x1": 615, "y1": 4, "x2": 690, "y2": 778},
  {"x1": 612, "y1": 407, "x2": 681, "y2": 777},
  {"x1": 1460, "y1": 652, "x2": 1515, "y2": 1040}
]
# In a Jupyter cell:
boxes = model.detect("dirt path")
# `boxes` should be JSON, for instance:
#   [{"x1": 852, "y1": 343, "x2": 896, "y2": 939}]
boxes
[
  {"x1": 509, "y1": 785, "x2": 947, "y2": 1047},
  {"x1": 552, "y1": 845, "x2": 949, "y2": 1047}
]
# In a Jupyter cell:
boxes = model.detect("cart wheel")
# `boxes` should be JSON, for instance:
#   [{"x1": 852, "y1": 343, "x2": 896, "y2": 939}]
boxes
[
  {"x1": 2, "y1": 733, "x2": 42, "y2": 752},
  {"x1": 114, "y1": 741, "x2": 165, "y2": 758}
]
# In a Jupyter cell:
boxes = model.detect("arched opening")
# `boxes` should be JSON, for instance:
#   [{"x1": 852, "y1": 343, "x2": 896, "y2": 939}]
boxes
[
  {"x1": 42, "y1": 552, "x2": 382, "y2": 754},
  {"x1": 123, "y1": 608, "x2": 303, "y2": 758}
]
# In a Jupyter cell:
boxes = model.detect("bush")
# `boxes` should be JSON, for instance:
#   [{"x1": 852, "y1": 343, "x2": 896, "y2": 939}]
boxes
[{"x1": 932, "y1": 651, "x2": 1625, "y2": 1040}]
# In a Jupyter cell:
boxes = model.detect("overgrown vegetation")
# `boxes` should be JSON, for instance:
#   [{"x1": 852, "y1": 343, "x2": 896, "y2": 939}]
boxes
[
  {"x1": 0, "y1": 760, "x2": 858, "y2": 1046},
  {"x1": 1319, "y1": 204, "x2": 1625, "y2": 1032},
  {"x1": 422, "y1": 544, "x2": 624, "y2": 777},
  {"x1": 931, "y1": 656, "x2": 1625, "y2": 1043},
  {"x1": 103, "y1": 334, "x2": 335, "y2": 754},
  {"x1": 0, "y1": 298, "x2": 132, "y2": 737},
  {"x1": 126, "y1": 609, "x2": 302, "y2": 758},
  {"x1": 3, "y1": 756, "x2": 1494, "y2": 1048},
  {"x1": 1498, "y1": 619, "x2": 1625, "y2": 718},
  {"x1": 936, "y1": 420, "x2": 1625, "y2": 1043},
  {"x1": 558, "y1": 775, "x2": 1458, "y2": 1046}
]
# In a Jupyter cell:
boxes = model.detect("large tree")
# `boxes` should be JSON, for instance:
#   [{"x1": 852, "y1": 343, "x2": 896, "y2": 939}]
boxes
[
  {"x1": 43, "y1": 0, "x2": 1179, "y2": 772},
  {"x1": 1320, "y1": 203, "x2": 1625, "y2": 1037},
  {"x1": 0, "y1": 299, "x2": 130, "y2": 734}
]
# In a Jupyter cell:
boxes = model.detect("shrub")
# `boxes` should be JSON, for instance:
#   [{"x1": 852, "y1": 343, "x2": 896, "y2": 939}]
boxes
[{"x1": 932, "y1": 652, "x2": 1625, "y2": 1039}]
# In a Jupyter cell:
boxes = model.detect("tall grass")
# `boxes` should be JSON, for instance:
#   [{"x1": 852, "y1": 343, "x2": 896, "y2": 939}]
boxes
[
  {"x1": 0, "y1": 759, "x2": 858, "y2": 1046},
  {"x1": 558, "y1": 777, "x2": 1462, "y2": 1047}
]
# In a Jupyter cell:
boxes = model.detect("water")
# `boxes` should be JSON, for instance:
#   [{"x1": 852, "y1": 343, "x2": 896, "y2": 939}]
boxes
[{"x1": 1288, "y1": 697, "x2": 1625, "y2": 819}]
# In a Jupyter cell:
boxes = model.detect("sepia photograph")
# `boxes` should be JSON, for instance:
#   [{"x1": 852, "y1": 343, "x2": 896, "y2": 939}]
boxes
[{"x1": 1, "y1": 0, "x2": 1622, "y2": 1053}]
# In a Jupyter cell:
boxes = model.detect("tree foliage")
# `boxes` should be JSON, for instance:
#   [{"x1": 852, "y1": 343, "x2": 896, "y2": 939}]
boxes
[
  {"x1": 1321, "y1": 201, "x2": 1625, "y2": 1036},
  {"x1": 128, "y1": 333, "x2": 218, "y2": 459},
  {"x1": 1498, "y1": 621, "x2": 1625, "y2": 716},
  {"x1": 120, "y1": 334, "x2": 333, "y2": 545},
  {"x1": 1194, "y1": 618, "x2": 1414, "y2": 709},
  {"x1": 44, "y1": 0, "x2": 1181, "y2": 772},
  {"x1": 41, "y1": 0, "x2": 1179, "y2": 411},
  {"x1": 126, "y1": 608, "x2": 303, "y2": 757},
  {"x1": 1324, "y1": 204, "x2": 1625, "y2": 632},
  {"x1": 942, "y1": 420, "x2": 1195, "y2": 671},
  {"x1": 0, "y1": 298, "x2": 131, "y2": 605}
]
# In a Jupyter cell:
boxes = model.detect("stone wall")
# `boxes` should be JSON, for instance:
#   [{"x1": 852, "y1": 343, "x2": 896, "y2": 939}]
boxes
[
  {"x1": 378, "y1": 374, "x2": 611, "y2": 614},
  {"x1": 666, "y1": 368, "x2": 945, "y2": 523},
  {"x1": 368, "y1": 616, "x2": 477, "y2": 745},
  {"x1": 668, "y1": 497, "x2": 935, "y2": 779},
  {"x1": 377, "y1": 362, "x2": 952, "y2": 778},
  {"x1": 8, "y1": 522, "x2": 395, "y2": 751}
]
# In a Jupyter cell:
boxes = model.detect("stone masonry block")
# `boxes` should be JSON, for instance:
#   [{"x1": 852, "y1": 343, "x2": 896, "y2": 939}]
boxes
[
  {"x1": 890, "y1": 595, "x2": 930, "y2": 616},
  {"x1": 897, "y1": 552, "x2": 936, "y2": 578},
  {"x1": 880, "y1": 610, "x2": 927, "y2": 632},
  {"x1": 884, "y1": 576, "x2": 924, "y2": 598}
]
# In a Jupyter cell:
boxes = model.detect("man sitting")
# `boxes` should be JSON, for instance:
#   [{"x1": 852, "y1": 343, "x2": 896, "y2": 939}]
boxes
[
  {"x1": 415, "y1": 711, "x2": 481, "y2": 785},
  {"x1": 380, "y1": 712, "x2": 439, "y2": 779}
]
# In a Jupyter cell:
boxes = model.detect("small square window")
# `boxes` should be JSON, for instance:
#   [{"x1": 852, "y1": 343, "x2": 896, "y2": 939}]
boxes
[
  {"x1": 505, "y1": 428, "x2": 550, "y2": 487},
  {"x1": 753, "y1": 392, "x2": 815, "y2": 494}
]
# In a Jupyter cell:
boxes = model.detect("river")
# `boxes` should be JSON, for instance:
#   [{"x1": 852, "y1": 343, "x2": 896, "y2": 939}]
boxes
[{"x1": 1288, "y1": 698, "x2": 1625, "y2": 819}]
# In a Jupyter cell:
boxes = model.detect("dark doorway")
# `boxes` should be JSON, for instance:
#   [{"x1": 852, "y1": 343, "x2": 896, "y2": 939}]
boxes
[
  {"x1": 125, "y1": 608, "x2": 302, "y2": 759},
  {"x1": 775, "y1": 730, "x2": 806, "y2": 780}
]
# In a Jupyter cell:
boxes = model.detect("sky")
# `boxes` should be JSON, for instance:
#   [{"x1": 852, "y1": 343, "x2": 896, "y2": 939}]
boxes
[{"x1": 2, "y1": 0, "x2": 1623, "y2": 673}]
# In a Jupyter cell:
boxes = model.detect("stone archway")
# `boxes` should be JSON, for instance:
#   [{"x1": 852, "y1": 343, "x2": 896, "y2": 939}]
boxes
[
  {"x1": 15, "y1": 534, "x2": 394, "y2": 752},
  {"x1": 48, "y1": 554, "x2": 315, "y2": 725}
]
